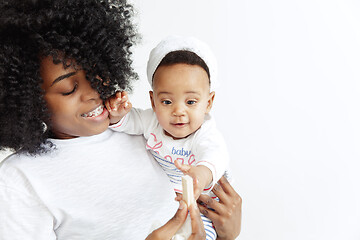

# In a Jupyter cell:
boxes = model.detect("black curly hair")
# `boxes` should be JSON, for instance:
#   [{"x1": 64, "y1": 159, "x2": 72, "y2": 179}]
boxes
[
  {"x1": 157, "y1": 50, "x2": 210, "y2": 80},
  {"x1": 0, "y1": 0, "x2": 138, "y2": 154}
]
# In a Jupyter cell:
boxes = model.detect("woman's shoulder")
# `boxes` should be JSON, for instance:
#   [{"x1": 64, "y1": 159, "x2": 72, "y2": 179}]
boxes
[
  {"x1": 0, "y1": 151, "x2": 38, "y2": 195},
  {"x1": 0, "y1": 151, "x2": 33, "y2": 168},
  {"x1": 0, "y1": 149, "x2": 37, "y2": 174},
  {"x1": 108, "y1": 129, "x2": 148, "y2": 145}
]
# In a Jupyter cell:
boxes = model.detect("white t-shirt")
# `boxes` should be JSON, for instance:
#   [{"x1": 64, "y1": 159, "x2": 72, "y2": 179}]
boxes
[
  {"x1": 0, "y1": 130, "x2": 177, "y2": 240},
  {"x1": 110, "y1": 108, "x2": 229, "y2": 192}
]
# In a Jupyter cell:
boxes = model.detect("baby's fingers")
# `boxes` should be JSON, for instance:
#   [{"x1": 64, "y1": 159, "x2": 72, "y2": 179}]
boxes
[
  {"x1": 174, "y1": 160, "x2": 191, "y2": 174},
  {"x1": 112, "y1": 92, "x2": 128, "y2": 111},
  {"x1": 106, "y1": 92, "x2": 130, "y2": 111},
  {"x1": 104, "y1": 96, "x2": 118, "y2": 112},
  {"x1": 115, "y1": 91, "x2": 126, "y2": 105},
  {"x1": 116, "y1": 91, "x2": 129, "y2": 101},
  {"x1": 104, "y1": 98, "x2": 114, "y2": 112}
]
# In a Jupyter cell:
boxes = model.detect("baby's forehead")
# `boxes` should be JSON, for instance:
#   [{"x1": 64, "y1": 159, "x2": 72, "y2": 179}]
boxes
[
  {"x1": 152, "y1": 66, "x2": 211, "y2": 97},
  {"x1": 153, "y1": 63, "x2": 210, "y2": 83}
]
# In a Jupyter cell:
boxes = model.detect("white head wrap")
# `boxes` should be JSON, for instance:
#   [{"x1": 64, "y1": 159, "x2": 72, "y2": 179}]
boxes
[{"x1": 146, "y1": 35, "x2": 218, "y2": 92}]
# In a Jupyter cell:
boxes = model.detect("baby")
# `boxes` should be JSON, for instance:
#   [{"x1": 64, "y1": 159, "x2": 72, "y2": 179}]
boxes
[{"x1": 107, "y1": 36, "x2": 229, "y2": 239}]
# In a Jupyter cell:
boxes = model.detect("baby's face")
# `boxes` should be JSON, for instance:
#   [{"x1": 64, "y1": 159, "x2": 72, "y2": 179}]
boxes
[
  {"x1": 40, "y1": 56, "x2": 110, "y2": 139},
  {"x1": 150, "y1": 63, "x2": 214, "y2": 139}
]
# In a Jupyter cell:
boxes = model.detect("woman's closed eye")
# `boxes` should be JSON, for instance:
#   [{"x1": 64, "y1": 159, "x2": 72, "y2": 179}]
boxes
[{"x1": 62, "y1": 83, "x2": 78, "y2": 96}]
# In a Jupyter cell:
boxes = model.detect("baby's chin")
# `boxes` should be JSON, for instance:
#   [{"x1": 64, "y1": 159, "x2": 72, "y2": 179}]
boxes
[{"x1": 164, "y1": 130, "x2": 192, "y2": 140}]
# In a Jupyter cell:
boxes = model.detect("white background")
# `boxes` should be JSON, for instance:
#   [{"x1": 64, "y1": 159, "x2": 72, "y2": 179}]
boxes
[{"x1": 1, "y1": 0, "x2": 360, "y2": 239}]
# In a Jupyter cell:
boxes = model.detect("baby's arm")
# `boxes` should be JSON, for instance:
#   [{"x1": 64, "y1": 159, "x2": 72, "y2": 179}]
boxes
[
  {"x1": 181, "y1": 116, "x2": 229, "y2": 199},
  {"x1": 175, "y1": 160, "x2": 212, "y2": 200},
  {"x1": 106, "y1": 91, "x2": 155, "y2": 135},
  {"x1": 105, "y1": 91, "x2": 132, "y2": 125}
]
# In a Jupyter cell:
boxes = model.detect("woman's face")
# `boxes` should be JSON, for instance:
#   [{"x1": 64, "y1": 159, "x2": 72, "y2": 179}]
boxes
[{"x1": 40, "y1": 56, "x2": 110, "y2": 139}]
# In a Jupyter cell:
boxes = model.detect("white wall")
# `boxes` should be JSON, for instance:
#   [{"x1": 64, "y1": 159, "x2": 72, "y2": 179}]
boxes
[{"x1": 1, "y1": 0, "x2": 359, "y2": 239}]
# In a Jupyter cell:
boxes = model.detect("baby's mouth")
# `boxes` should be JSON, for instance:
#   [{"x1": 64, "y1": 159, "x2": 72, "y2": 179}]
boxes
[
  {"x1": 81, "y1": 105, "x2": 104, "y2": 118},
  {"x1": 172, "y1": 122, "x2": 187, "y2": 127}
]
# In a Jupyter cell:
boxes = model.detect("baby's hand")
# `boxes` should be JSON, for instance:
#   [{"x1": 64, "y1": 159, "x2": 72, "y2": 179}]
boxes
[
  {"x1": 174, "y1": 160, "x2": 213, "y2": 200},
  {"x1": 105, "y1": 91, "x2": 132, "y2": 125}
]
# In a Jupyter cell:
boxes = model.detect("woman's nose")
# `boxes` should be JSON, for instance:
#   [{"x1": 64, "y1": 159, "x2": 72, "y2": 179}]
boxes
[{"x1": 80, "y1": 81, "x2": 100, "y2": 102}]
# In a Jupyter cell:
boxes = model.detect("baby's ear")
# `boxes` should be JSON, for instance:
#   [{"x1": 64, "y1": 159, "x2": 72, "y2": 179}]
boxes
[
  {"x1": 206, "y1": 91, "x2": 215, "y2": 113},
  {"x1": 149, "y1": 91, "x2": 156, "y2": 110}
]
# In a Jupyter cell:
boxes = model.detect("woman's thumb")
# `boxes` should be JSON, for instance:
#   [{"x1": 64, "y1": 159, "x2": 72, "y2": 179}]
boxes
[
  {"x1": 164, "y1": 200, "x2": 188, "y2": 232},
  {"x1": 147, "y1": 201, "x2": 188, "y2": 239}
]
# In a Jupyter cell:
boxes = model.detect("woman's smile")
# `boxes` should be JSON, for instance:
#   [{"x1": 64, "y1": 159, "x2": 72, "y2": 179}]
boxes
[
  {"x1": 81, "y1": 105, "x2": 109, "y2": 121},
  {"x1": 81, "y1": 105, "x2": 106, "y2": 118}
]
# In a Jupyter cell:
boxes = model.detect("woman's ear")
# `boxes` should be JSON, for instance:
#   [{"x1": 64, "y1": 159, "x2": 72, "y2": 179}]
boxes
[
  {"x1": 206, "y1": 91, "x2": 215, "y2": 113},
  {"x1": 149, "y1": 91, "x2": 156, "y2": 110}
]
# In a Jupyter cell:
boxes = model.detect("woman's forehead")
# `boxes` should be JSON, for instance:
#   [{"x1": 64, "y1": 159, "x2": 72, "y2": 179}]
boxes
[{"x1": 40, "y1": 56, "x2": 77, "y2": 88}]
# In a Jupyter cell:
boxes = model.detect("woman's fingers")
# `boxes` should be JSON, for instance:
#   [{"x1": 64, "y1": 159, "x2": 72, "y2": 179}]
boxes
[
  {"x1": 196, "y1": 177, "x2": 236, "y2": 218},
  {"x1": 197, "y1": 194, "x2": 225, "y2": 217},
  {"x1": 217, "y1": 177, "x2": 242, "y2": 209},
  {"x1": 217, "y1": 176, "x2": 234, "y2": 195},
  {"x1": 197, "y1": 200, "x2": 218, "y2": 220},
  {"x1": 188, "y1": 204, "x2": 206, "y2": 240},
  {"x1": 146, "y1": 201, "x2": 188, "y2": 240},
  {"x1": 197, "y1": 176, "x2": 242, "y2": 240},
  {"x1": 147, "y1": 200, "x2": 207, "y2": 240},
  {"x1": 211, "y1": 182, "x2": 228, "y2": 204}
]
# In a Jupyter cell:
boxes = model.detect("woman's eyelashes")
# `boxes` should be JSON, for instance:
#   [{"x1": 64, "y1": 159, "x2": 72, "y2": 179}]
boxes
[{"x1": 62, "y1": 83, "x2": 78, "y2": 96}]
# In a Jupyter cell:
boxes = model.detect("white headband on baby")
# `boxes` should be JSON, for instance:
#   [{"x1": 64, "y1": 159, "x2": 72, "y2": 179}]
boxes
[{"x1": 146, "y1": 35, "x2": 218, "y2": 92}]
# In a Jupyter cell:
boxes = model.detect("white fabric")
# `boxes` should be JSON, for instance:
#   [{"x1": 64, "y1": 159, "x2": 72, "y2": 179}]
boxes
[
  {"x1": 0, "y1": 130, "x2": 177, "y2": 240},
  {"x1": 110, "y1": 108, "x2": 229, "y2": 193},
  {"x1": 147, "y1": 35, "x2": 219, "y2": 92}
]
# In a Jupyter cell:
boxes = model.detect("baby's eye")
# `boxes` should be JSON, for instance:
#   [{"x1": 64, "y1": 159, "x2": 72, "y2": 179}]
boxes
[
  {"x1": 187, "y1": 100, "x2": 196, "y2": 105},
  {"x1": 62, "y1": 84, "x2": 78, "y2": 96},
  {"x1": 161, "y1": 100, "x2": 172, "y2": 105}
]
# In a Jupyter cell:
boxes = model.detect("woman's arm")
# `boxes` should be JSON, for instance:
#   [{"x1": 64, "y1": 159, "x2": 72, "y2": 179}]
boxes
[
  {"x1": 197, "y1": 176, "x2": 242, "y2": 240},
  {"x1": 0, "y1": 187, "x2": 56, "y2": 240},
  {"x1": 146, "y1": 200, "x2": 206, "y2": 240}
]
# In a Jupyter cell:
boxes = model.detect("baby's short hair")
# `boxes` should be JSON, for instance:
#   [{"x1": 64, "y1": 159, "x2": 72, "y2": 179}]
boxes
[{"x1": 157, "y1": 50, "x2": 210, "y2": 80}]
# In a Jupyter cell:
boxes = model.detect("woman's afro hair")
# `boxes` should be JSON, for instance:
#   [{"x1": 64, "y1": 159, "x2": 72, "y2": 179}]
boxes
[{"x1": 0, "y1": 0, "x2": 138, "y2": 154}]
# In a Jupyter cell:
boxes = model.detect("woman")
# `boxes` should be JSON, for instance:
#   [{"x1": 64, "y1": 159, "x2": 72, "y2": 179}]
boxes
[{"x1": 0, "y1": 0, "x2": 241, "y2": 239}]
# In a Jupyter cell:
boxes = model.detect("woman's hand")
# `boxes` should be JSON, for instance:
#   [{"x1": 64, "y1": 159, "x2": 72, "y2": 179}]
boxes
[
  {"x1": 146, "y1": 201, "x2": 206, "y2": 240},
  {"x1": 105, "y1": 91, "x2": 132, "y2": 125},
  {"x1": 197, "y1": 176, "x2": 242, "y2": 240}
]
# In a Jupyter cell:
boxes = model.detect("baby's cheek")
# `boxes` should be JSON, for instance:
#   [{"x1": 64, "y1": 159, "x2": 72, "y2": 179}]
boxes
[{"x1": 155, "y1": 112, "x2": 168, "y2": 126}]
